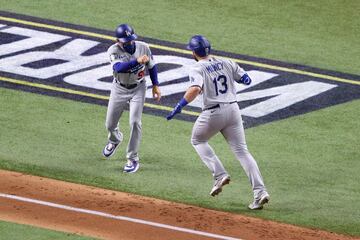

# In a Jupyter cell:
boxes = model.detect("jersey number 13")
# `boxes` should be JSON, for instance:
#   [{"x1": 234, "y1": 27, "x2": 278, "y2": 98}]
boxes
[{"x1": 213, "y1": 75, "x2": 228, "y2": 96}]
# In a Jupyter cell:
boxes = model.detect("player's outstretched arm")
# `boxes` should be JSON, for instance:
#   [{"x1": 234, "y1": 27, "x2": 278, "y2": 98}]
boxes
[{"x1": 166, "y1": 86, "x2": 201, "y2": 120}]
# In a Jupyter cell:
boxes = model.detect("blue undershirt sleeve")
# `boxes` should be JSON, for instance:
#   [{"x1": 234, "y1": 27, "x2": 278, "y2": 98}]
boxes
[
  {"x1": 178, "y1": 98, "x2": 188, "y2": 107},
  {"x1": 149, "y1": 65, "x2": 159, "y2": 86},
  {"x1": 113, "y1": 59, "x2": 138, "y2": 73}
]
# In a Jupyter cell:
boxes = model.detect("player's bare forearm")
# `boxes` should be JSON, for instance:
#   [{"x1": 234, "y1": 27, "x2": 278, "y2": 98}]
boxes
[{"x1": 183, "y1": 86, "x2": 201, "y2": 103}]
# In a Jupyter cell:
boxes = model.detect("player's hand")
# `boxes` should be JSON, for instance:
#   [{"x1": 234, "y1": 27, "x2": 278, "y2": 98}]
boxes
[
  {"x1": 239, "y1": 73, "x2": 252, "y2": 85},
  {"x1": 166, "y1": 103, "x2": 182, "y2": 120},
  {"x1": 152, "y1": 85, "x2": 161, "y2": 102},
  {"x1": 137, "y1": 55, "x2": 150, "y2": 64}
]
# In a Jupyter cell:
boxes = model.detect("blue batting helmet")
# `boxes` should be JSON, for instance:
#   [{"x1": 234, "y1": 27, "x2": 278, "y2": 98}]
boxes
[
  {"x1": 187, "y1": 35, "x2": 211, "y2": 57},
  {"x1": 115, "y1": 24, "x2": 137, "y2": 43}
]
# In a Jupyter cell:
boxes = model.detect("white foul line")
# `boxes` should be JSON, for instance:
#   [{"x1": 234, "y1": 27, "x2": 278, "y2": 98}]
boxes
[{"x1": 0, "y1": 193, "x2": 242, "y2": 240}]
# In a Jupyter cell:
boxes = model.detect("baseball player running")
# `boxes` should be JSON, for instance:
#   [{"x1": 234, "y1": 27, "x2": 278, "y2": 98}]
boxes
[
  {"x1": 103, "y1": 24, "x2": 161, "y2": 173},
  {"x1": 166, "y1": 35, "x2": 269, "y2": 210}
]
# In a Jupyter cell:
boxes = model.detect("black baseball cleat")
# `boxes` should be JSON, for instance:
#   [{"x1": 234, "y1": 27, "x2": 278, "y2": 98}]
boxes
[{"x1": 102, "y1": 142, "x2": 120, "y2": 158}]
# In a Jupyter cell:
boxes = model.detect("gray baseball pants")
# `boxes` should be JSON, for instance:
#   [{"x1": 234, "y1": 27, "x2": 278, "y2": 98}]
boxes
[
  {"x1": 105, "y1": 80, "x2": 146, "y2": 161},
  {"x1": 191, "y1": 102, "x2": 267, "y2": 199}
]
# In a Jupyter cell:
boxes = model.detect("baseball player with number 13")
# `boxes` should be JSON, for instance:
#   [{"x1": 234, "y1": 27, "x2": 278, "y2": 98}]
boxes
[
  {"x1": 166, "y1": 35, "x2": 270, "y2": 210},
  {"x1": 102, "y1": 24, "x2": 161, "y2": 173}
]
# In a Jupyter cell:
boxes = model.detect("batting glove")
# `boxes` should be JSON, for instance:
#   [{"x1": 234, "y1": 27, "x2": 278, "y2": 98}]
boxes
[
  {"x1": 166, "y1": 98, "x2": 188, "y2": 120},
  {"x1": 238, "y1": 73, "x2": 252, "y2": 85}
]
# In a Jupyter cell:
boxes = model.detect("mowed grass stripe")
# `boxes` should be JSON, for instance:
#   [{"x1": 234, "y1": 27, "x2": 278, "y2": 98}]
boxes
[
  {"x1": 0, "y1": 15, "x2": 359, "y2": 86},
  {"x1": 0, "y1": 76, "x2": 200, "y2": 116}
]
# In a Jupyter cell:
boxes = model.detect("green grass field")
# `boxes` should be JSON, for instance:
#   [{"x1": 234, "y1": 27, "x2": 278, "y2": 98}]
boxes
[
  {"x1": 0, "y1": 221, "x2": 97, "y2": 240},
  {"x1": 1, "y1": 88, "x2": 360, "y2": 236},
  {"x1": 1, "y1": 0, "x2": 359, "y2": 238}
]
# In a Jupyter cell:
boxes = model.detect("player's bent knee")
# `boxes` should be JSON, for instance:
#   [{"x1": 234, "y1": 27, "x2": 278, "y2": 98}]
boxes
[
  {"x1": 129, "y1": 120, "x2": 142, "y2": 129},
  {"x1": 191, "y1": 137, "x2": 205, "y2": 146},
  {"x1": 105, "y1": 124, "x2": 117, "y2": 132}
]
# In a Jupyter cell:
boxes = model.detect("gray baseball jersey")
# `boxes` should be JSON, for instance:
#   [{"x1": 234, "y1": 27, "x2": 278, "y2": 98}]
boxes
[
  {"x1": 108, "y1": 41, "x2": 155, "y2": 85},
  {"x1": 105, "y1": 41, "x2": 154, "y2": 162},
  {"x1": 189, "y1": 56, "x2": 268, "y2": 200},
  {"x1": 189, "y1": 56, "x2": 246, "y2": 109}
]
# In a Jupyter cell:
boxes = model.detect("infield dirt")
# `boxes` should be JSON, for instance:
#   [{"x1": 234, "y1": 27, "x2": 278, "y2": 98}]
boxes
[{"x1": 0, "y1": 170, "x2": 358, "y2": 240}]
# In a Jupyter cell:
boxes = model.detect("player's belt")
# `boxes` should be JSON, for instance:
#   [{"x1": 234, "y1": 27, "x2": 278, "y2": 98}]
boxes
[
  {"x1": 117, "y1": 79, "x2": 144, "y2": 89},
  {"x1": 203, "y1": 101, "x2": 237, "y2": 111}
]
